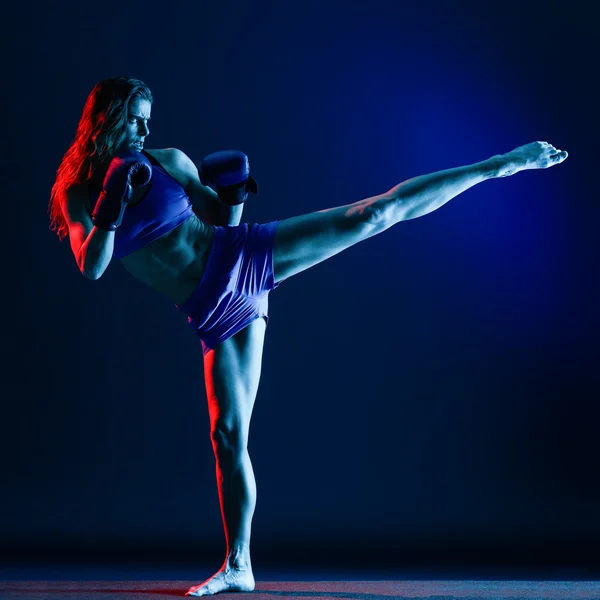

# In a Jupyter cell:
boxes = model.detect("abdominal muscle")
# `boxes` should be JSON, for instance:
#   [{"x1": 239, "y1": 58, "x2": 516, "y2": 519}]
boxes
[{"x1": 119, "y1": 212, "x2": 216, "y2": 306}]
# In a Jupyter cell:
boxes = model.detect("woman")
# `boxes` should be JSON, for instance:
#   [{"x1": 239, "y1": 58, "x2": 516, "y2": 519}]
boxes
[{"x1": 48, "y1": 76, "x2": 568, "y2": 597}]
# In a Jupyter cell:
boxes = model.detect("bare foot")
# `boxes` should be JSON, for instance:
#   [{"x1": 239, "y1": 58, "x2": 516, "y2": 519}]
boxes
[
  {"x1": 185, "y1": 565, "x2": 255, "y2": 597},
  {"x1": 496, "y1": 141, "x2": 568, "y2": 177}
]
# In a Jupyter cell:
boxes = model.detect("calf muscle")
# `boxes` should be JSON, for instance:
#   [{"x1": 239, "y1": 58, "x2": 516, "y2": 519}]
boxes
[
  {"x1": 273, "y1": 156, "x2": 503, "y2": 284},
  {"x1": 384, "y1": 157, "x2": 501, "y2": 222}
]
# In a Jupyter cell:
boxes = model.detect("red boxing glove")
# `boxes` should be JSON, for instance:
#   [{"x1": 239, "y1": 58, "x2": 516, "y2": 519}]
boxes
[{"x1": 92, "y1": 149, "x2": 152, "y2": 230}]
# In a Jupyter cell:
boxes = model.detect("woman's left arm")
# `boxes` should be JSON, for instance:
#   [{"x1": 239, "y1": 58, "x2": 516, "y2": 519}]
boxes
[{"x1": 170, "y1": 148, "x2": 244, "y2": 226}]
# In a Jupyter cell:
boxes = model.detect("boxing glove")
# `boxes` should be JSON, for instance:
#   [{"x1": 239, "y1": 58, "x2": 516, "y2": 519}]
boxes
[
  {"x1": 92, "y1": 149, "x2": 152, "y2": 230},
  {"x1": 198, "y1": 150, "x2": 258, "y2": 206}
]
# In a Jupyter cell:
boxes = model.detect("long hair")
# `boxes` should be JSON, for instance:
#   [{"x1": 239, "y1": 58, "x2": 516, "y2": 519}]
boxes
[{"x1": 48, "y1": 76, "x2": 153, "y2": 240}]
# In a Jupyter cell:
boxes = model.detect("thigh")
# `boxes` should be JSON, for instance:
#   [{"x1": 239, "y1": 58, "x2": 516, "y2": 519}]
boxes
[
  {"x1": 203, "y1": 317, "x2": 267, "y2": 435},
  {"x1": 272, "y1": 192, "x2": 388, "y2": 284}
]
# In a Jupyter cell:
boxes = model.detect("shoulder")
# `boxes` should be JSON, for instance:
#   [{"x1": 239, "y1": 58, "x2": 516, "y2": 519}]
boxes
[
  {"x1": 146, "y1": 148, "x2": 194, "y2": 172},
  {"x1": 144, "y1": 148, "x2": 218, "y2": 203},
  {"x1": 145, "y1": 147, "x2": 197, "y2": 188}
]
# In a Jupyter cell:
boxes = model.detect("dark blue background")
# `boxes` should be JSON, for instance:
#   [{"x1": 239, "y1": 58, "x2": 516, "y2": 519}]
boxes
[{"x1": 2, "y1": 0, "x2": 598, "y2": 571}]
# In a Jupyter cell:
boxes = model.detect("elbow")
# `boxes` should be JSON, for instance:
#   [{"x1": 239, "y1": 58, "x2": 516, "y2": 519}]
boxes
[
  {"x1": 82, "y1": 267, "x2": 103, "y2": 280},
  {"x1": 225, "y1": 203, "x2": 244, "y2": 226},
  {"x1": 78, "y1": 253, "x2": 107, "y2": 281},
  {"x1": 82, "y1": 259, "x2": 109, "y2": 280}
]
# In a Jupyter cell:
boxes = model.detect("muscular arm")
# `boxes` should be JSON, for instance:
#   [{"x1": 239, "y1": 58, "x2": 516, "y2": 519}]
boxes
[
  {"x1": 171, "y1": 149, "x2": 244, "y2": 226},
  {"x1": 62, "y1": 185, "x2": 114, "y2": 279}
]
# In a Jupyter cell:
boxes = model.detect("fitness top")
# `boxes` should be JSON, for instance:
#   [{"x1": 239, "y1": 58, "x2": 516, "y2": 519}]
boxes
[{"x1": 89, "y1": 150, "x2": 194, "y2": 259}]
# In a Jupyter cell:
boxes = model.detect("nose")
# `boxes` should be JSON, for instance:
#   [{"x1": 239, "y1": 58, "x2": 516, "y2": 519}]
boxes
[{"x1": 139, "y1": 121, "x2": 150, "y2": 136}]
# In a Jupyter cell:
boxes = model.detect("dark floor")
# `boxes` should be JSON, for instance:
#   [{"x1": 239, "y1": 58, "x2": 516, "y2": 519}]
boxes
[{"x1": 1, "y1": 565, "x2": 600, "y2": 600}]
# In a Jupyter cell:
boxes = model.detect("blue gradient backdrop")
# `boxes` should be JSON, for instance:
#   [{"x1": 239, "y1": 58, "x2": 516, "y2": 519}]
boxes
[{"x1": 2, "y1": 0, "x2": 597, "y2": 569}]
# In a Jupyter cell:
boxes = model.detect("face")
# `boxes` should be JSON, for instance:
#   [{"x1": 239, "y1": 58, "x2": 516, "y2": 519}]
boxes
[{"x1": 123, "y1": 97, "x2": 151, "y2": 152}]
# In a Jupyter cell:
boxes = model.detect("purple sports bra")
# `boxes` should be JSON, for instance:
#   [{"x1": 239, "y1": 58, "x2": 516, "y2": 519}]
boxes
[{"x1": 89, "y1": 150, "x2": 195, "y2": 259}]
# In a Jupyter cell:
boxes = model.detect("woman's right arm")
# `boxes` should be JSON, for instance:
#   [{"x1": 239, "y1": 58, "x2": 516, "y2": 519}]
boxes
[{"x1": 62, "y1": 185, "x2": 115, "y2": 280}]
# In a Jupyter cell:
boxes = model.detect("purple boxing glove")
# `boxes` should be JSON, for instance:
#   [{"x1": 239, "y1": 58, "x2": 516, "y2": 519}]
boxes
[
  {"x1": 198, "y1": 150, "x2": 258, "y2": 206},
  {"x1": 92, "y1": 149, "x2": 152, "y2": 231}
]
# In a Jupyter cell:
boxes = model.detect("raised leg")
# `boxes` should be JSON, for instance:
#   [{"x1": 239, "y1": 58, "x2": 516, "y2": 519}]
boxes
[
  {"x1": 186, "y1": 317, "x2": 266, "y2": 597},
  {"x1": 272, "y1": 141, "x2": 568, "y2": 285},
  {"x1": 272, "y1": 191, "x2": 388, "y2": 284}
]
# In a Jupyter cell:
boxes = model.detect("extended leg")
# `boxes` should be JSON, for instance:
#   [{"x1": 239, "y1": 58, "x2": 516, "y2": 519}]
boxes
[
  {"x1": 272, "y1": 143, "x2": 567, "y2": 284},
  {"x1": 186, "y1": 317, "x2": 266, "y2": 597},
  {"x1": 272, "y1": 157, "x2": 499, "y2": 284}
]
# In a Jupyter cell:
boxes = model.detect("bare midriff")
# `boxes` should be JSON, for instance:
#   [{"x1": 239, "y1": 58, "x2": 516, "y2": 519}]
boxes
[{"x1": 119, "y1": 212, "x2": 216, "y2": 306}]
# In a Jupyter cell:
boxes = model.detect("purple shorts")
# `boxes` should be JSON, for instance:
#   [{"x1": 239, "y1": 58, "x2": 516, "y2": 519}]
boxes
[{"x1": 177, "y1": 221, "x2": 282, "y2": 355}]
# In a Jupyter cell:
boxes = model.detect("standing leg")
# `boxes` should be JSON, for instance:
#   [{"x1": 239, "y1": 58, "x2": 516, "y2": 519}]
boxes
[{"x1": 186, "y1": 317, "x2": 266, "y2": 597}]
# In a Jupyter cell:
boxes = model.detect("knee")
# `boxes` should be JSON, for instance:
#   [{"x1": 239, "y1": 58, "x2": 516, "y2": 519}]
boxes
[
  {"x1": 352, "y1": 196, "x2": 394, "y2": 235},
  {"x1": 211, "y1": 421, "x2": 247, "y2": 460},
  {"x1": 364, "y1": 195, "x2": 396, "y2": 231},
  {"x1": 341, "y1": 204, "x2": 382, "y2": 240}
]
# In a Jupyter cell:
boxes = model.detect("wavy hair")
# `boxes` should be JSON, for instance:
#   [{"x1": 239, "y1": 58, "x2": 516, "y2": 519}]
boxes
[{"x1": 48, "y1": 76, "x2": 153, "y2": 240}]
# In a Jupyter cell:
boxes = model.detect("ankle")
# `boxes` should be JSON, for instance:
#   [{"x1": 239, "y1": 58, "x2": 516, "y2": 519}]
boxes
[{"x1": 226, "y1": 543, "x2": 251, "y2": 570}]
